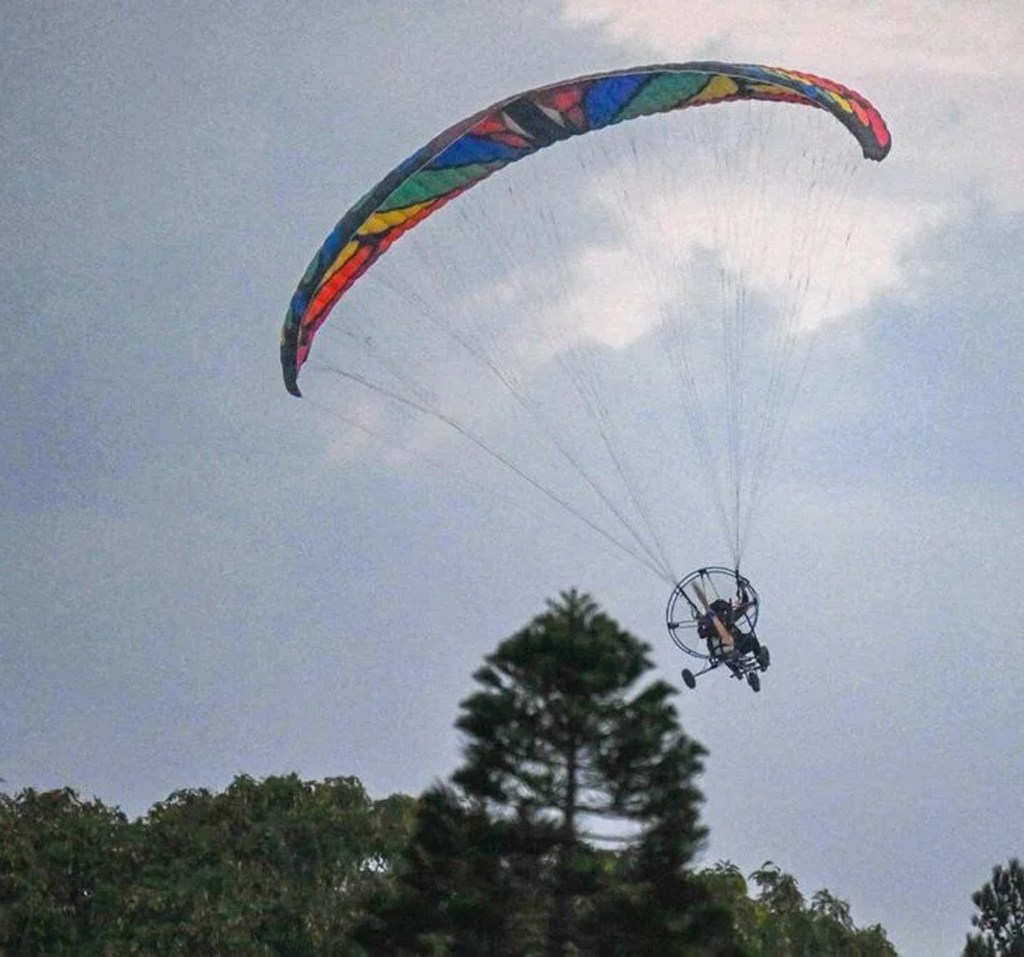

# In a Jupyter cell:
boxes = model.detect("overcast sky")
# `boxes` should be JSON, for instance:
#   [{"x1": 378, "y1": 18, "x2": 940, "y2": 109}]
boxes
[{"x1": 2, "y1": 3, "x2": 1022, "y2": 954}]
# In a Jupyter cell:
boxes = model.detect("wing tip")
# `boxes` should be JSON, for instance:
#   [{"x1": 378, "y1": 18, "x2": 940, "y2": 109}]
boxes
[{"x1": 281, "y1": 339, "x2": 303, "y2": 397}]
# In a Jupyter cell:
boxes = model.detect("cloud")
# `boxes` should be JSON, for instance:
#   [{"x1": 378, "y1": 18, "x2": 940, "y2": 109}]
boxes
[{"x1": 560, "y1": 0, "x2": 1024, "y2": 212}]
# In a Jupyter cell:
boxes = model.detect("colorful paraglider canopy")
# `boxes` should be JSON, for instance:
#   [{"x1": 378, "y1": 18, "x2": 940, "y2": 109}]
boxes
[{"x1": 280, "y1": 61, "x2": 890, "y2": 397}]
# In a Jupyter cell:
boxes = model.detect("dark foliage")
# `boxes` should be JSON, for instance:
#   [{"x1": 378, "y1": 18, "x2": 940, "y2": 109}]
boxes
[
  {"x1": 0, "y1": 775, "x2": 413, "y2": 955},
  {"x1": 359, "y1": 589, "x2": 739, "y2": 955},
  {"x1": 964, "y1": 859, "x2": 1024, "y2": 957}
]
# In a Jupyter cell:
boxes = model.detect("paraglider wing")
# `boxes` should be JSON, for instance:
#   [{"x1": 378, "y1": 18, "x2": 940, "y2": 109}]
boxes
[{"x1": 280, "y1": 62, "x2": 891, "y2": 396}]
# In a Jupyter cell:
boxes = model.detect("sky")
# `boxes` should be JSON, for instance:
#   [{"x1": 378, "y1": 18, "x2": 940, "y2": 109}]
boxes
[{"x1": 2, "y1": 2, "x2": 1022, "y2": 954}]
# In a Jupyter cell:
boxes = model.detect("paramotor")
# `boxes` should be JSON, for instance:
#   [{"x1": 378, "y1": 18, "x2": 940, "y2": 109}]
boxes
[
  {"x1": 280, "y1": 62, "x2": 891, "y2": 688},
  {"x1": 667, "y1": 566, "x2": 769, "y2": 691}
]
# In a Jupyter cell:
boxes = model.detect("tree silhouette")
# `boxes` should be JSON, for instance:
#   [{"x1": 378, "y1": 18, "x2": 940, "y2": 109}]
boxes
[
  {"x1": 0, "y1": 788, "x2": 128, "y2": 952},
  {"x1": 698, "y1": 860, "x2": 898, "y2": 955},
  {"x1": 0, "y1": 776, "x2": 414, "y2": 955},
  {"x1": 965, "y1": 859, "x2": 1024, "y2": 957},
  {"x1": 361, "y1": 588, "x2": 738, "y2": 954}
]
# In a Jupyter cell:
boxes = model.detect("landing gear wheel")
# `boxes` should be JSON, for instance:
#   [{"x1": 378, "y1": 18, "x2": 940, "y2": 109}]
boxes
[
  {"x1": 682, "y1": 669, "x2": 696, "y2": 690},
  {"x1": 747, "y1": 671, "x2": 761, "y2": 693},
  {"x1": 757, "y1": 645, "x2": 771, "y2": 670}
]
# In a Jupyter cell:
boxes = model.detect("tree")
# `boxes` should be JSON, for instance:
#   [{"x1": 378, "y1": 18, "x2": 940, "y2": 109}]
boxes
[
  {"x1": 355, "y1": 783, "x2": 551, "y2": 954},
  {"x1": 697, "y1": 861, "x2": 898, "y2": 956},
  {"x1": 124, "y1": 773, "x2": 414, "y2": 954},
  {"x1": 362, "y1": 588, "x2": 738, "y2": 955},
  {"x1": 0, "y1": 775, "x2": 414, "y2": 955},
  {"x1": 964, "y1": 859, "x2": 1024, "y2": 957},
  {"x1": 0, "y1": 787, "x2": 129, "y2": 953}
]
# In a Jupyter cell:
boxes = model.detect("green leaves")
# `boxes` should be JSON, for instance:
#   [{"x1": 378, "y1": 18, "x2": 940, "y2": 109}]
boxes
[
  {"x1": 965, "y1": 859, "x2": 1024, "y2": 957},
  {"x1": 1, "y1": 587, "x2": 912, "y2": 955},
  {"x1": 367, "y1": 588, "x2": 731, "y2": 955},
  {"x1": 0, "y1": 776, "x2": 413, "y2": 955},
  {"x1": 0, "y1": 787, "x2": 129, "y2": 953},
  {"x1": 694, "y1": 861, "x2": 900, "y2": 956}
]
